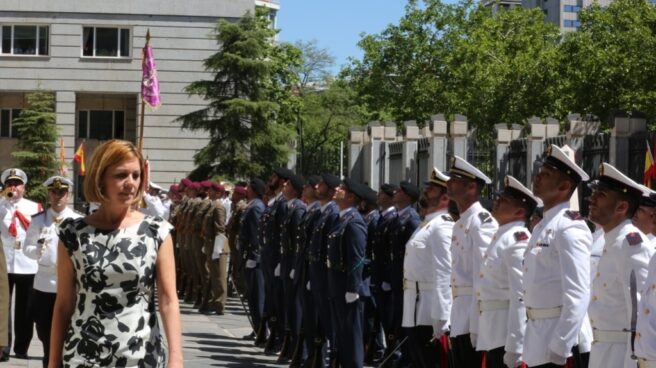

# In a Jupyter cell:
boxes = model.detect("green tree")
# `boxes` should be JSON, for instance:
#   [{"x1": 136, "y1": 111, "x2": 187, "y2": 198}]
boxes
[
  {"x1": 11, "y1": 89, "x2": 59, "y2": 203},
  {"x1": 178, "y1": 10, "x2": 301, "y2": 179}
]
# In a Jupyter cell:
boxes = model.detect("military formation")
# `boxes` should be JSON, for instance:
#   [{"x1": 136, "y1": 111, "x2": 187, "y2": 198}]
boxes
[{"x1": 168, "y1": 143, "x2": 656, "y2": 368}]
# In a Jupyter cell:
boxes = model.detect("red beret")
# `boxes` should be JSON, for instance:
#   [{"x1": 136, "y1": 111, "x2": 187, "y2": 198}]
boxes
[
  {"x1": 169, "y1": 184, "x2": 179, "y2": 193},
  {"x1": 200, "y1": 180, "x2": 213, "y2": 189},
  {"x1": 180, "y1": 178, "x2": 192, "y2": 187},
  {"x1": 234, "y1": 186, "x2": 247, "y2": 195},
  {"x1": 212, "y1": 183, "x2": 225, "y2": 192},
  {"x1": 189, "y1": 182, "x2": 201, "y2": 190}
]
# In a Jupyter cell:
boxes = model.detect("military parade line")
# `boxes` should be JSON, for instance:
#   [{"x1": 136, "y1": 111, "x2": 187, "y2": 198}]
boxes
[{"x1": 3, "y1": 142, "x2": 656, "y2": 368}]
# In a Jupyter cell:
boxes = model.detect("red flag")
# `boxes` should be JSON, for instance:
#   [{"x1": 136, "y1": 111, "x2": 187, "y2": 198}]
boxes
[
  {"x1": 74, "y1": 142, "x2": 86, "y2": 176},
  {"x1": 644, "y1": 140, "x2": 656, "y2": 187}
]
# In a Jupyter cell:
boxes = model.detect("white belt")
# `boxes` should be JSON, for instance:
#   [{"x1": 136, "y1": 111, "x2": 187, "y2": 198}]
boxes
[
  {"x1": 639, "y1": 359, "x2": 656, "y2": 368},
  {"x1": 478, "y1": 299, "x2": 510, "y2": 312},
  {"x1": 403, "y1": 280, "x2": 434, "y2": 291},
  {"x1": 527, "y1": 306, "x2": 562, "y2": 320},
  {"x1": 592, "y1": 329, "x2": 628, "y2": 343},
  {"x1": 452, "y1": 286, "x2": 473, "y2": 297}
]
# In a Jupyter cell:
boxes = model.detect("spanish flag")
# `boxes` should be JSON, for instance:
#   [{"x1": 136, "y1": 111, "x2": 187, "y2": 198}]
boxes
[
  {"x1": 645, "y1": 140, "x2": 656, "y2": 187},
  {"x1": 74, "y1": 142, "x2": 86, "y2": 176}
]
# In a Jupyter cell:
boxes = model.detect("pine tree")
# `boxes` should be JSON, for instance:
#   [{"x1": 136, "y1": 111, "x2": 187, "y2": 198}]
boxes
[
  {"x1": 177, "y1": 9, "x2": 301, "y2": 179},
  {"x1": 12, "y1": 89, "x2": 59, "y2": 203}
]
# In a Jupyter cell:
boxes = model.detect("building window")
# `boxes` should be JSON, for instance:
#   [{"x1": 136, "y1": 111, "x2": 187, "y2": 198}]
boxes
[
  {"x1": 563, "y1": 5, "x2": 581, "y2": 12},
  {"x1": 78, "y1": 110, "x2": 125, "y2": 140},
  {"x1": 564, "y1": 19, "x2": 581, "y2": 28},
  {"x1": 82, "y1": 27, "x2": 130, "y2": 57},
  {"x1": 1, "y1": 25, "x2": 49, "y2": 56},
  {"x1": 0, "y1": 108, "x2": 22, "y2": 138}
]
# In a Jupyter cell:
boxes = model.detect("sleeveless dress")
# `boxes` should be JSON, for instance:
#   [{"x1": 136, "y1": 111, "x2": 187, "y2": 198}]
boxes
[{"x1": 57, "y1": 215, "x2": 173, "y2": 368}]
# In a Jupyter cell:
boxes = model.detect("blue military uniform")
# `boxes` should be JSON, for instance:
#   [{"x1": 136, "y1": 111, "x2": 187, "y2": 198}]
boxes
[
  {"x1": 240, "y1": 193, "x2": 266, "y2": 338},
  {"x1": 373, "y1": 203, "x2": 398, "y2": 360}
]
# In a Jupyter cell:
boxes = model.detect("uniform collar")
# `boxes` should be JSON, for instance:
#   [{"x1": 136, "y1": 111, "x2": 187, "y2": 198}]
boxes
[
  {"x1": 365, "y1": 209, "x2": 378, "y2": 219},
  {"x1": 459, "y1": 201, "x2": 483, "y2": 220},
  {"x1": 320, "y1": 201, "x2": 333, "y2": 213},
  {"x1": 497, "y1": 220, "x2": 525, "y2": 234},
  {"x1": 542, "y1": 201, "x2": 570, "y2": 222},
  {"x1": 381, "y1": 206, "x2": 396, "y2": 217},
  {"x1": 603, "y1": 218, "x2": 633, "y2": 241},
  {"x1": 307, "y1": 200, "x2": 320, "y2": 210},
  {"x1": 423, "y1": 208, "x2": 446, "y2": 223},
  {"x1": 339, "y1": 207, "x2": 355, "y2": 218},
  {"x1": 397, "y1": 205, "x2": 412, "y2": 218}
]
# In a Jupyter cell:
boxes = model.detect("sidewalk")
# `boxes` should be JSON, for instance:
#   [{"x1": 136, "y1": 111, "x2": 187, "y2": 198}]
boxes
[{"x1": 4, "y1": 297, "x2": 285, "y2": 367}]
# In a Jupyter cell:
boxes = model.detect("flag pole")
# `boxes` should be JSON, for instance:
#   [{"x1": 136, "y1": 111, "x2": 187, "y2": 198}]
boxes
[{"x1": 138, "y1": 29, "x2": 150, "y2": 153}]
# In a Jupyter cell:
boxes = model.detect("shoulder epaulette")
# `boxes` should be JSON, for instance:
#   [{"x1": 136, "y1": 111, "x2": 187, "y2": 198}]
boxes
[
  {"x1": 478, "y1": 212, "x2": 492, "y2": 224},
  {"x1": 514, "y1": 231, "x2": 529, "y2": 242},
  {"x1": 626, "y1": 232, "x2": 643, "y2": 246},
  {"x1": 564, "y1": 210, "x2": 583, "y2": 220},
  {"x1": 32, "y1": 210, "x2": 45, "y2": 217},
  {"x1": 442, "y1": 214, "x2": 454, "y2": 222}
]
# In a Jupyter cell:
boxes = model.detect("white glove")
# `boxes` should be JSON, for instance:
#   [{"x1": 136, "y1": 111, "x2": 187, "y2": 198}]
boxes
[
  {"x1": 381, "y1": 282, "x2": 391, "y2": 291},
  {"x1": 289, "y1": 269, "x2": 295, "y2": 279},
  {"x1": 245, "y1": 259, "x2": 257, "y2": 269},
  {"x1": 432, "y1": 320, "x2": 448, "y2": 338},
  {"x1": 345, "y1": 292, "x2": 359, "y2": 303},
  {"x1": 470, "y1": 333, "x2": 477, "y2": 348},
  {"x1": 503, "y1": 352, "x2": 522, "y2": 368},
  {"x1": 548, "y1": 349, "x2": 567, "y2": 365},
  {"x1": 274, "y1": 263, "x2": 281, "y2": 277},
  {"x1": 306, "y1": 281, "x2": 311, "y2": 291}
]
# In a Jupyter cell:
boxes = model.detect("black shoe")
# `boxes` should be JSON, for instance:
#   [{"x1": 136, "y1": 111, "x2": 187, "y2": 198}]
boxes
[
  {"x1": 242, "y1": 331, "x2": 256, "y2": 340},
  {"x1": 201, "y1": 309, "x2": 218, "y2": 316}
]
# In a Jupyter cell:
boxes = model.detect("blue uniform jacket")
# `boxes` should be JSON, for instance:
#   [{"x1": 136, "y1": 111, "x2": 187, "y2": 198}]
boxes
[
  {"x1": 292, "y1": 201, "x2": 322, "y2": 286},
  {"x1": 280, "y1": 198, "x2": 307, "y2": 278},
  {"x1": 239, "y1": 198, "x2": 265, "y2": 263},
  {"x1": 372, "y1": 208, "x2": 398, "y2": 287},
  {"x1": 363, "y1": 210, "x2": 380, "y2": 286},
  {"x1": 388, "y1": 206, "x2": 420, "y2": 291},
  {"x1": 259, "y1": 194, "x2": 288, "y2": 277},
  {"x1": 307, "y1": 201, "x2": 339, "y2": 293}
]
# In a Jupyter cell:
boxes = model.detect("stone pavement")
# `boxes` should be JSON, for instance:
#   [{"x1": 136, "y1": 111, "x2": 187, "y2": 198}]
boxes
[{"x1": 4, "y1": 297, "x2": 286, "y2": 367}]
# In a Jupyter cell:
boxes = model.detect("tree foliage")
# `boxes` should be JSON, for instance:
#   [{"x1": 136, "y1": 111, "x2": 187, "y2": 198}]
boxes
[
  {"x1": 12, "y1": 89, "x2": 59, "y2": 203},
  {"x1": 177, "y1": 9, "x2": 301, "y2": 179}
]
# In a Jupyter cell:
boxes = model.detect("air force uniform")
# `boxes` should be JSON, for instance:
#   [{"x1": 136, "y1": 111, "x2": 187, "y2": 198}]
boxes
[
  {"x1": 588, "y1": 163, "x2": 654, "y2": 368},
  {"x1": 523, "y1": 145, "x2": 592, "y2": 367}
]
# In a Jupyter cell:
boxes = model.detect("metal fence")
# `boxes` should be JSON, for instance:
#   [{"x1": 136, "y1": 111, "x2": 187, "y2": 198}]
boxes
[
  {"x1": 507, "y1": 138, "x2": 528, "y2": 185},
  {"x1": 389, "y1": 141, "x2": 403, "y2": 186}
]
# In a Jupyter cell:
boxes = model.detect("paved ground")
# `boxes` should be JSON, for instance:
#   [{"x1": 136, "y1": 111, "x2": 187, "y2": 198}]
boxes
[{"x1": 4, "y1": 297, "x2": 287, "y2": 367}]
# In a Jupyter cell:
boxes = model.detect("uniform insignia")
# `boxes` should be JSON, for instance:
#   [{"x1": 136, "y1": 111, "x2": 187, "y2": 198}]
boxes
[
  {"x1": 514, "y1": 231, "x2": 529, "y2": 242},
  {"x1": 536, "y1": 243, "x2": 549, "y2": 247},
  {"x1": 564, "y1": 210, "x2": 583, "y2": 220},
  {"x1": 626, "y1": 232, "x2": 643, "y2": 246},
  {"x1": 478, "y1": 212, "x2": 492, "y2": 224},
  {"x1": 442, "y1": 215, "x2": 454, "y2": 222}
]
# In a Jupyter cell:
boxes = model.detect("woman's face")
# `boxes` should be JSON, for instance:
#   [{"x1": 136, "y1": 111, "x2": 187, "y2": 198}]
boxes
[{"x1": 102, "y1": 157, "x2": 141, "y2": 205}]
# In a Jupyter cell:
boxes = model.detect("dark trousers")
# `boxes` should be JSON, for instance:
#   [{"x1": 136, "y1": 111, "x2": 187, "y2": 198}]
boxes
[
  {"x1": 4, "y1": 273, "x2": 34, "y2": 356},
  {"x1": 404, "y1": 326, "x2": 439, "y2": 368},
  {"x1": 330, "y1": 297, "x2": 364, "y2": 368},
  {"x1": 31, "y1": 289, "x2": 55, "y2": 368},
  {"x1": 363, "y1": 293, "x2": 384, "y2": 358},
  {"x1": 450, "y1": 333, "x2": 482, "y2": 368},
  {"x1": 486, "y1": 346, "x2": 506, "y2": 368},
  {"x1": 245, "y1": 266, "x2": 265, "y2": 331}
]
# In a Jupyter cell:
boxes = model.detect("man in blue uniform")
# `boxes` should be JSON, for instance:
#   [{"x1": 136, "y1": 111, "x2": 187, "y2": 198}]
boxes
[
  {"x1": 327, "y1": 178, "x2": 370, "y2": 368},
  {"x1": 241, "y1": 178, "x2": 267, "y2": 342}
]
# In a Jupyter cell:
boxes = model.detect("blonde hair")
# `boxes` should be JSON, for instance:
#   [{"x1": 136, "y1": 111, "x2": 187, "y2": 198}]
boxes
[{"x1": 83, "y1": 139, "x2": 146, "y2": 205}]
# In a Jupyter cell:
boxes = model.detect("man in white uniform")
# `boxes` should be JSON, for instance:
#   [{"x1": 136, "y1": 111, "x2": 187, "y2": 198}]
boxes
[
  {"x1": 446, "y1": 155, "x2": 498, "y2": 367},
  {"x1": 635, "y1": 192, "x2": 656, "y2": 368},
  {"x1": 23, "y1": 176, "x2": 82, "y2": 367},
  {"x1": 401, "y1": 168, "x2": 454, "y2": 367},
  {"x1": 586, "y1": 163, "x2": 654, "y2": 368},
  {"x1": 523, "y1": 145, "x2": 592, "y2": 368},
  {"x1": 0, "y1": 168, "x2": 40, "y2": 359},
  {"x1": 633, "y1": 185, "x2": 656, "y2": 244},
  {"x1": 476, "y1": 175, "x2": 538, "y2": 368}
]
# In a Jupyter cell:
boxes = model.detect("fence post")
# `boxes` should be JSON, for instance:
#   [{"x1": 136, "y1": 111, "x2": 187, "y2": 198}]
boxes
[
  {"x1": 428, "y1": 114, "x2": 449, "y2": 172},
  {"x1": 450, "y1": 114, "x2": 468, "y2": 159},
  {"x1": 366, "y1": 121, "x2": 384, "y2": 189},
  {"x1": 348, "y1": 126, "x2": 366, "y2": 182},
  {"x1": 526, "y1": 117, "x2": 546, "y2": 188},
  {"x1": 379, "y1": 122, "x2": 397, "y2": 187},
  {"x1": 494, "y1": 123, "x2": 522, "y2": 191},
  {"x1": 402, "y1": 120, "x2": 420, "y2": 184},
  {"x1": 610, "y1": 112, "x2": 646, "y2": 173},
  {"x1": 567, "y1": 113, "x2": 600, "y2": 164}
]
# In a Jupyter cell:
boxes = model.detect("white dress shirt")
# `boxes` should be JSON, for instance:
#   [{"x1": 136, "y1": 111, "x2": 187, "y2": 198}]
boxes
[
  {"x1": 23, "y1": 207, "x2": 82, "y2": 293},
  {"x1": 0, "y1": 197, "x2": 40, "y2": 274},
  {"x1": 522, "y1": 201, "x2": 592, "y2": 366}
]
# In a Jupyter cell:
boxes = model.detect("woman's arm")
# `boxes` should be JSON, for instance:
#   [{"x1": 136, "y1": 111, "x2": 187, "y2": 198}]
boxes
[
  {"x1": 157, "y1": 234, "x2": 183, "y2": 367},
  {"x1": 48, "y1": 242, "x2": 76, "y2": 368}
]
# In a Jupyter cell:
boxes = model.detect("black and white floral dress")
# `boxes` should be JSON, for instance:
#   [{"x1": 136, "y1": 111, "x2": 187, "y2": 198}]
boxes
[{"x1": 57, "y1": 215, "x2": 173, "y2": 368}]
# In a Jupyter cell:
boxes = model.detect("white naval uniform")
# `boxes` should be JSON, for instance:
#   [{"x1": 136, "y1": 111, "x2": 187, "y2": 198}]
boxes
[
  {"x1": 401, "y1": 209, "x2": 454, "y2": 328},
  {"x1": 588, "y1": 220, "x2": 653, "y2": 368},
  {"x1": 450, "y1": 201, "x2": 498, "y2": 337},
  {"x1": 0, "y1": 197, "x2": 40, "y2": 274},
  {"x1": 579, "y1": 228, "x2": 606, "y2": 356},
  {"x1": 475, "y1": 220, "x2": 528, "y2": 355},
  {"x1": 636, "y1": 252, "x2": 656, "y2": 363},
  {"x1": 523, "y1": 201, "x2": 592, "y2": 366},
  {"x1": 141, "y1": 193, "x2": 168, "y2": 218},
  {"x1": 23, "y1": 207, "x2": 82, "y2": 293}
]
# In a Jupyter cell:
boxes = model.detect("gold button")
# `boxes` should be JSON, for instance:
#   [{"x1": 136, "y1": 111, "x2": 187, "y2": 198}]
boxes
[
  {"x1": 592, "y1": 295, "x2": 597, "y2": 301},
  {"x1": 479, "y1": 273, "x2": 484, "y2": 278},
  {"x1": 645, "y1": 308, "x2": 651, "y2": 315},
  {"x1": 595, "y1": 272, "x2": 600, "y2": 278},
  {"x1": 603, "y1": 283, "x2": 607, "y2": 288},
  {"x1": 652, "y1": 284, "x2": 656, "y2": 290}
]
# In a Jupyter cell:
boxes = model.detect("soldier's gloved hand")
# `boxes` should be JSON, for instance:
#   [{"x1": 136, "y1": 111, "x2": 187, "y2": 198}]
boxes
[
  {"x1": 432, "y1": 319, "x2": 448, "y2": 338},
  {"x1": 503, "y1": 352, "x2": 522, "y2": 368},
  {"x1": 547, "y1": 349, "x2": 566, "y2": 365},
  {"x1": 469, "y1": 333, "x2": 477, "y2": 348},
  {"x1": 274, "y1": 263, "x2": 281, "y2": 277},
  {"x1": 306, "y1": 281, "x2": 311, "y2": 291},
  {"x1": 245, "y1": 259, "x2": 257, "y2": 269},
  {"x1": 289, "y1": 269, "x2": 295, "y2": 279},
  {"x1": 345, "y1": 292, "x2": 359, "y2": 303},
  {"x1": 381, "y1": 282, "x2": 391, "y2": 291}
]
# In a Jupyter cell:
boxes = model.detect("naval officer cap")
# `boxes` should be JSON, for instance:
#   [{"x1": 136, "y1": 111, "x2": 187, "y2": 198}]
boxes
[
  {"x1": 306, "y1": 175, "x2": 321, "y2": 187},
  {"x1": 380, "y1": 183, "x2": 398, "y2": 197},
  {"x1": 249, "y1": 178, "x2": 266, "y2": 197},
  {"x1": 399, "y1": 181, "x2": 420, "y2": 202},
  {"x1": 447, "y1": 156, "x2": 492, "y2": 184},
  {"x1": 149, "y1": 182, "x2": 163, "y2": 191},
  {"x1": 342, "y1": 178, "x2": 370, "y2": 200},
  {"x1": 639, "y1": 184, "x2": 656, "y2": 207},
  {"x1": 288, "y1": 174, "x2": 305, "y2": 194},
  {"x1": 321, "y1": 174, "x2": 341, "y2": 189},
  {"x1": 500, "y1": 175, "x2": 539, "y2": 209},
  {"x1": 364, "y1": 187, "x2": 378, "y2": 206},
  {"x1": 589, "y1": 163, "x2": 643, "y2": 199},
  {"x1": 274, "y1": 167, "x2": 294, "y2": 180},
  {"x1": 44, "y1": 175, "x2": 73, "y2": 190},
  {"x1": 424, "y1": 167, "x2": 450, "y2": 188},
  {"x1": 541, "y1": 144, "x2": 589, "y2": 183},
  {"x1": 1, "y1": 168, "x2": 27, "y2": 185}
]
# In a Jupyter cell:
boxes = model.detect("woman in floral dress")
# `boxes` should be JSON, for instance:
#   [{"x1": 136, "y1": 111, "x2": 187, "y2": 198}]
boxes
[{"x1": 48, "y1": 140, "x2": 182, "y2": 368}]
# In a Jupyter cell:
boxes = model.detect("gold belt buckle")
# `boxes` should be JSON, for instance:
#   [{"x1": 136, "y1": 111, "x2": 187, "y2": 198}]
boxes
[{"x1": 14, "y1": 240, "x2": 21, "y2": 250}]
